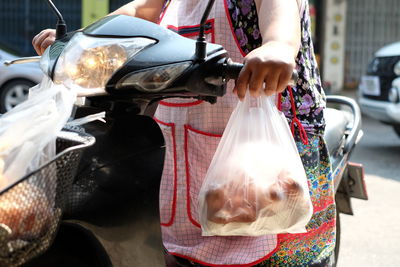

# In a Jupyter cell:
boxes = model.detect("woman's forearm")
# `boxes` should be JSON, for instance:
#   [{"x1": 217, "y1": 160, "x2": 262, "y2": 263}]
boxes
[
  {"x1": 108, "y1": 0, "x2": 165, "y2": 23},
  {"x1": 255, "y1": 0, "x2": 301, "y2": 58}
]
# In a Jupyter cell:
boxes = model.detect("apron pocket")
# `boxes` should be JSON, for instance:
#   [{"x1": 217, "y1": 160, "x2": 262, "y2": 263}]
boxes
[
  {"x1": 155, "y1": 118, "x2": 177, "y2": 226},
  {"x1": 184, "y1": 124, "x2": 222, "y2": 227}
]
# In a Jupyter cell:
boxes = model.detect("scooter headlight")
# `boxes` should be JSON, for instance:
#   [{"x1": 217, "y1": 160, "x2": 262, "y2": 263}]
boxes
[
  {"x1": 116, "y1": 62, "x2": 191, "y2": 92},
  {"x1": 54, "y1": 32, "x2": 155, "y2": 96}
]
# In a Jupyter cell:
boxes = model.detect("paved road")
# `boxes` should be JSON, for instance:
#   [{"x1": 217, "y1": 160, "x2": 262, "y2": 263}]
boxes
[{"x1": 336, "y1": 112, "x2": 400, "y2": 267}]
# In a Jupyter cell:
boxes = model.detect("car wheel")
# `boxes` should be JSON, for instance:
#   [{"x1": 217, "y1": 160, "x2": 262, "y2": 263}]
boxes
[
  {"x1": 0, "y1": 79, "x2": 35, "y2": 113},
  {"x1": 393, "y1": 125, "x2": 400, "y2": 138}
]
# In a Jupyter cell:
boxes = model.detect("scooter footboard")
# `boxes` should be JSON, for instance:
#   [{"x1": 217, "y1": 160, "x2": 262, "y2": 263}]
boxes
[{"x1": 335, "y1": 162, "x2": 367, "y2": 215}]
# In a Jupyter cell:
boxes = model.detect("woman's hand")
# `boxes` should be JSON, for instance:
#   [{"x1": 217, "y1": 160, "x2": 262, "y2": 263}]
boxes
[
  {"x1": 32, "y1": 29, "x2": 56, "y2": 56},
  {"x1": 233, "y1": 41, "x2": 296, "y2": 100},
  {"x1": 234, "y1": 0, "x2": 301, "y2": 100}
]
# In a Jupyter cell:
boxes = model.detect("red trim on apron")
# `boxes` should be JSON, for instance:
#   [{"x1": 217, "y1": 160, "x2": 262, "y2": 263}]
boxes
[
  {"x1": 183, "y1": 125, "x2": 202, "y2": 228},
  {"x1": 153, "y1": 116, "x2": 174, "y2": 127},
  {"x1": 222, "y1": 0, "x2": 247, "y2": 57},
  {"x1": 159, "y1": 100, "x2": 204, "y2": 107},
  {"x1": 153, "y1": 117, "x2": 178, "y2": 227},
  {"x1": 185, "y1": 124, "x2": 223, "y2": 138},
  {"x1": 170, "y1": 239, "x2": 281, "y2": 267},
  {"x1": 167, "y1": 19, "x2": 216, "y2": 43}
]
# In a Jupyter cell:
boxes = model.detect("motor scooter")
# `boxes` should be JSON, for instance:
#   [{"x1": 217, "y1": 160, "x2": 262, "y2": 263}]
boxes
[{"x1": 1, "y1": 0, "x2": 367, "y2": 266}]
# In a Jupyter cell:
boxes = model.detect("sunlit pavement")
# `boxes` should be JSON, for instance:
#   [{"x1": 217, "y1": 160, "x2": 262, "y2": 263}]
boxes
[{"x1": 335, "y1": 104, "x2": 400, "y2": 266}]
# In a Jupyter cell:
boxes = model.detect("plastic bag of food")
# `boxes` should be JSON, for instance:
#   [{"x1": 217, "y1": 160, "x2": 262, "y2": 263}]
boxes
[
  {"x1": 198, "y1": 94, "x2": 313, "y2": 236},
  {"x1": 0, "y1": 76, "x2": 76, "y2": 239}
]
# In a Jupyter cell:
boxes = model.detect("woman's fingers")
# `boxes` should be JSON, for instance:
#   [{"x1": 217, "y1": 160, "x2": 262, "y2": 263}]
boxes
[
  {"x1": 276, "y1": 64, "x2": 293, "y2": 93},
  {"x1": 32, "y1": 31, "x2": 49, "y2": 55},
  {"x1": 248, "y1": 69, "x2": 266, "y2": 98},
  {"x1": 234, "y1": 69, "x2": 286, "y2": 99},
  {"x1": 40, "y1": 36, "x2": 56, "y2": 55},
  {"x1": 233, "y1": 42, "x2": 297, "y2": 100},
  {"x1": 264, "y1": 70, "x2": 280, "y2": 96},
  {"x1": 32, "y1": 29, "x2": 55, "y2": 55},
  {"x1": 234, "y1": 61, "x2": 294, "y2": 99},
  {"x1": 233, "y1": 65, "x2": 251, "y2": 101}
]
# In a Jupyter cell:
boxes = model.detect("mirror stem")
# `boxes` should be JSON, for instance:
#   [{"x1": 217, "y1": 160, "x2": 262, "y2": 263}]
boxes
[
  {"x1": 46, "y1": 0, "x2": 67, "y2": 39},
  {"x1": 195, "y1": 0, "x2": 216, "y2": 62}
]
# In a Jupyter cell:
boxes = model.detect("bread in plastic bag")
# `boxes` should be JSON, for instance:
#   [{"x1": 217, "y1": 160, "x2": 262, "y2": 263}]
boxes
[
  {"x1": 0, "y1": 76, "x2": 76, "y2": 239},
  {"x1": 0, "y1": 181, "x2": 52, "y2": 240},
  {"x1": 198, "y1": 94, "x2": 313, "y2": 236}
]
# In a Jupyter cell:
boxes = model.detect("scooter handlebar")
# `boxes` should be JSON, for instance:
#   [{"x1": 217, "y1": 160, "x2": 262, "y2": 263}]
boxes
[{"x1": 223, "y1": 60, "x2": 298, "y2": 86}]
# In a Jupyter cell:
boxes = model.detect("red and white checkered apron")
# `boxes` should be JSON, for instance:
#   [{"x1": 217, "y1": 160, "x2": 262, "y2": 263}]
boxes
[{"x1": 153, "y1": 0, "x2": 279, "y2": 265}]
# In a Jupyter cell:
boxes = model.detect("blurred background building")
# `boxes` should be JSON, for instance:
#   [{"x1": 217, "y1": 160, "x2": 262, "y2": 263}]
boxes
[
  {"x1": 1, "y1": 0, "x2": 400, "y2": 92},
  {"x1": 0, "y1": 0, "x2": 129, "y2": 55}
]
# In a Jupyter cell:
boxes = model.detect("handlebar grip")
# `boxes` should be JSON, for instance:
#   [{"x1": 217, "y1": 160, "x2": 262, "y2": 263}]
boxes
[
  {"x1": 224, "y1": 61, "x2": 243, "y2": 80},
  {"x1": 224, "y1": 60, "x2": 298, "y2": 86}
]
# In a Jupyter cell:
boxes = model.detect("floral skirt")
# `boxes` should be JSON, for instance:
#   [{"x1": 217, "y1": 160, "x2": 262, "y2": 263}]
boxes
[{"x1": 258, "y1": 134, "x2": 336, "y2": 266}]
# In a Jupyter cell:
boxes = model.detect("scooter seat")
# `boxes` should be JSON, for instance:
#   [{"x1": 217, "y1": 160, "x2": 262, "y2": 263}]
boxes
[{"x1": 324, "y1": 108, "x2": 350, "y2": 156}]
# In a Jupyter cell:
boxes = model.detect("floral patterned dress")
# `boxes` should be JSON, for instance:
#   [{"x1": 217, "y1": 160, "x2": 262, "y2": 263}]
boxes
[{"x1": 161, "y1": 0, "x2": 335, "y2": 266}]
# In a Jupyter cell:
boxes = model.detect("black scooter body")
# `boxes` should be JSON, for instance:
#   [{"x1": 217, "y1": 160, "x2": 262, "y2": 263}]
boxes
[
  {"x1": 23, "y1": 104, "x2": 167, "y2": 267},
  {"x1": 47, "y1": 15, "x2": 228, "y2": 103}
]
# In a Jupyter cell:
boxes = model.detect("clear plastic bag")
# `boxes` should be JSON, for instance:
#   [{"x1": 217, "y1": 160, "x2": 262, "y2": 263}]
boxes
[
  {"x1": 0, "y1": 76, "x2": 75, "y2": 188},
  {"x1": 198, "y1": 94, "x2": 313, "y2": 236}
]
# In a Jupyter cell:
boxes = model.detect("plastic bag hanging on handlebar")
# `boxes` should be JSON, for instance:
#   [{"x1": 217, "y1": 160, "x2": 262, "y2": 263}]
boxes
[
  {"x1": 198, "y1": 94, "x2": 313, "y2": 236},
  {"x1": 0, "y1": 76, "x2": 76, "y2": 191}
]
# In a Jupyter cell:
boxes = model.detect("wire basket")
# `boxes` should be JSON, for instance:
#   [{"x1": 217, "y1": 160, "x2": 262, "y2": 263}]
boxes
[{"x1": 0, "y1": 130, "x2": 95, "y2": 267}]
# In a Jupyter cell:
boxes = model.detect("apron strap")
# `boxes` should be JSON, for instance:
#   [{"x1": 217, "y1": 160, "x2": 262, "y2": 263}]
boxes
[{"x1": 286, "y1": 86, "x2": 309, "y2": 145}]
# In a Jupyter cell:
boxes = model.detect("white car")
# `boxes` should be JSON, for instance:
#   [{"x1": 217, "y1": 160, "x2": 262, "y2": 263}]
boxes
[
  {"x1": 0, "y1": 45, "x2": 43, "y2": 113},
  {"x1": 358, "y1": 41, "x2": 400, "y2": 137}
]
